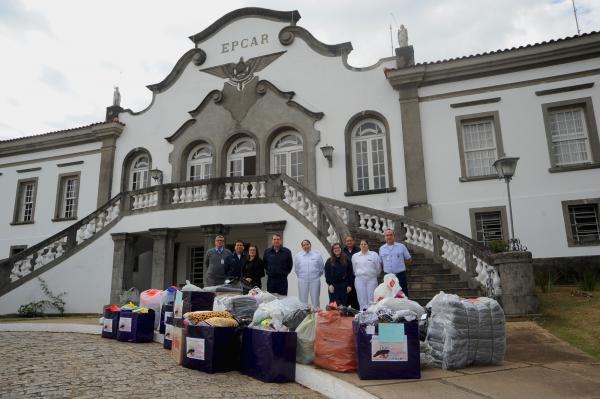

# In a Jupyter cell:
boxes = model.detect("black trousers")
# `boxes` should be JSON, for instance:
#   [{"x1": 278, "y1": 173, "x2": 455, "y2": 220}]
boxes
[
  {"x1": 328, "y1": 283, "x2": 349, "y2": 306},
  {"x1": 267, "y1": 276, "x2": 288, "y2": 295}
]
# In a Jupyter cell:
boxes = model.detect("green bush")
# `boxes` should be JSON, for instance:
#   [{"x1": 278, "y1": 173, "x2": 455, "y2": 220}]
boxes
[
  {"x1": 488, "y1": 240, "x2": 508, "y2": 253},
  {"x1": 578, "y1": 269, "x2": 598, "y2": 292},
  {"x1": 17, "y1": 277, "x2": 67, "y2": 317},
  {"x1": 17, "y1": 302, "x2": 46, "y2": 318}
]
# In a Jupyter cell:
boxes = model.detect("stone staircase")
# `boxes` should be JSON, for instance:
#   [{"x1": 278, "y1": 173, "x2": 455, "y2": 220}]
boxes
[
  {"x1": 351, "y1": 232, "x2": 481, "y2": 306},
  {"x1": 407, "y1": 252, "x2": 480, "y2": 306}
]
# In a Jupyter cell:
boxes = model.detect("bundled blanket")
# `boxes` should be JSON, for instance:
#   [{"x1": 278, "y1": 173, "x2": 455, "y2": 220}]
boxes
[{"x1": 425, "y1": 292, "x2": 505, "y2": 369}]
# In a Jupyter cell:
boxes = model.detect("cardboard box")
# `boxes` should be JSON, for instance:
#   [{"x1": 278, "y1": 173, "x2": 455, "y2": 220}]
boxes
[{"x1": 171, "y1": 326, "x2": 187, "y2": 365}]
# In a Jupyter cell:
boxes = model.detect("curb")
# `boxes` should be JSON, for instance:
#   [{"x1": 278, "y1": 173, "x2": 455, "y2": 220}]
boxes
[{"x1": 0, "y1": 323, "x2": 375, "y2": 399}]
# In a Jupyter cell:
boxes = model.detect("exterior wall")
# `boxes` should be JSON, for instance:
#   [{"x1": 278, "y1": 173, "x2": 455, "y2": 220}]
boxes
[
  {"x1": 0, "y1": 142, "x2": 102, "y2": 257},
  {"x1": 420, "y1": 61, "x2": 600, "y2": 258},
  {"x1": 115, "y1": 17, "x2": 407, "y2": 216},
  {"x1": 0, "y1": 202, "x2": 330, "y2": 314}
]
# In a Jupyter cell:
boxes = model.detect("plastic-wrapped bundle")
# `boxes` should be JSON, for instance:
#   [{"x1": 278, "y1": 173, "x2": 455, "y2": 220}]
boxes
[
  {"x1": 226, "y1": 296, "x2": 259, "y2": 320},
  {"x1": 252, "y1": 297, "x2": 305, "y2": 330},
  {"x1": 367, "y1": 297, "x2": 425, "y2": 320},
  {"x1": 425, "y1": 292, "x2": 506, "y2": 369},
  {"x1": 283, "y1": 308, "x2": 311, "y2": 331}
]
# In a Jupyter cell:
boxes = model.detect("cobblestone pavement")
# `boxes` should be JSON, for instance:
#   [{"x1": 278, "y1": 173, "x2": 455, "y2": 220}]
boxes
[{"x1": 0, "y1": 332, "x2": 323, "y2": 398}]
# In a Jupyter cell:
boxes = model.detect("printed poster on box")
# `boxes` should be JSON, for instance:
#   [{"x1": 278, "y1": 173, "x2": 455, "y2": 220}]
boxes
[
  {"x1": 371, "y1": 336, "x2": 408, "y2": 362},
  {"x1": 186, "y1": 337, "x2": 205, "y2": 360},
  {"x1": 119, "y1": 318, "x2": 132, "y2": 332},
  {"x1": 103, "y1": 319, "x2": 113, "y2": 332}
]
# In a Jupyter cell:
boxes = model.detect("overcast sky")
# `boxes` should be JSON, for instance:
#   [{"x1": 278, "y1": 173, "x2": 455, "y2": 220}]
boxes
[{"x1": 0, "y1": 0, "x2": 598, "y2": 140}]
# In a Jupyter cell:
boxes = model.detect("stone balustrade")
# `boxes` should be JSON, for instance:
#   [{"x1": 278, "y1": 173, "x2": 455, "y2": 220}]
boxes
[
  {"x1": 4, "y1": 196, "x2": 122, "y2": 287},
  {"x1": 2, "y1": 174, "x2": 516, "y2": 308},
  {"x1": 318, "y1": 196, "x2": 502, "y2": 299}
]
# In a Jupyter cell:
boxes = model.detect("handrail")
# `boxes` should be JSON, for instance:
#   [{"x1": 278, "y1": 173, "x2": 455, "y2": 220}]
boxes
[
  {"x1": 0, "y1": 194, "x2": 123, "y2": 292},
  {"x1": 319, "y1": 196, "x2": 501, "y2": 297}
]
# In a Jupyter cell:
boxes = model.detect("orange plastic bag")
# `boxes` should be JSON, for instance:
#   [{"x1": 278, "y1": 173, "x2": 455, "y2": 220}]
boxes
[{"x1": 314, "y1": 310, "x2": 357, "y2": 372}]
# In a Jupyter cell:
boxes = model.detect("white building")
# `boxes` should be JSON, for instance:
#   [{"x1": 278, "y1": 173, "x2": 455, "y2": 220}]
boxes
[{"x1": 1, "y1": 8, "x2": 598, "y2": 316}]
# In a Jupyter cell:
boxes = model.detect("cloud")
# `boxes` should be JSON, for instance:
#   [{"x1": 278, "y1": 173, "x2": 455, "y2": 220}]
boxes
[
  {"x1": 0, "y1": 0, "x2": 50, "y2": 36},
  {"x1": 39, "y1": 66, "x2": 70, "y2": 92}
]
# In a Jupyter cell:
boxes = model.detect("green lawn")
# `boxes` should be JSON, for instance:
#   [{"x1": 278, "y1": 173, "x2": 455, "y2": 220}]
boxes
[{"x1": 536, "y1": 286, "x2": 600, "y2": 359}]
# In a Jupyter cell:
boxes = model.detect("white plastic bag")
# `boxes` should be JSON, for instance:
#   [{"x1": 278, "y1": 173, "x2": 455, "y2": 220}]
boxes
[
  {"x1": 252, "y1": 296, "x2": 305, "y2": 328},
  {"x1": 181, "y1": 280, "x2": 202, "y2": 292},
  {"x1": 118, "y1": 287, "x2": 140, "y2": 305},
  {"x1": 367, "y1": 297, "x2": 425, "y2": 319},
  {"x1": 373, "y1": 273, "x2": 402, "y2": 301},
  {"x1": 140, "y1": 288, "x2": 163, "y2": 329},
  {"x1": 296, "y1": 313, "x2": 316, "y2": 364},
  {"x1": 247, "y1": 288, "x2": 277, "y2": 304}
]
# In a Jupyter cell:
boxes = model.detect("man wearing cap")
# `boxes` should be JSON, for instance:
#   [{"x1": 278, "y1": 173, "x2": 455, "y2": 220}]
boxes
[{"x1": 379, "y1": 229, "x2": 413, "y2": 296}]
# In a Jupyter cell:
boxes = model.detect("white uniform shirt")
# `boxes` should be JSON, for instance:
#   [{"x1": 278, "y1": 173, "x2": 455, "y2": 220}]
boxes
[
  {"x1": 294, "y1": 250, "x2": 325, "y2": 280},
  {"x1": 352, "y1": 251, "x2": 381, "y2": 279}
]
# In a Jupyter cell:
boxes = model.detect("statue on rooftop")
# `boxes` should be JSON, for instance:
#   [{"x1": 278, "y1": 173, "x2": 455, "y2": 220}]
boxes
[
  {"x1": 398, "y1": 25, "x2": 408, "y2": 48},
  {"x1": 113, "y1": 86, "x2": 121, "y2": 107}
]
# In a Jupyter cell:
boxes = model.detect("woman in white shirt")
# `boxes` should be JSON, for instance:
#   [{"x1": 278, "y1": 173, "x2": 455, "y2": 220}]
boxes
[
  {"x1": 294, "y1": 239, "x2": 325, "y2": 309},
  {"x1": 351, "y1": 239, "x2": 381, "y2": 310}
]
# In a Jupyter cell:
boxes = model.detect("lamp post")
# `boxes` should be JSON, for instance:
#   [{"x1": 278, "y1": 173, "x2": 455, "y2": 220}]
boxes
[{"x1": 492, "y1": 156, "x2": 526, "y2": 251}]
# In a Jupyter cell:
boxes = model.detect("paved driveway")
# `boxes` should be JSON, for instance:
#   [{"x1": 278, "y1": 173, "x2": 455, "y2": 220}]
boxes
[{"x1": 0, "y1": 332, "x2": 322, "y2": 398}]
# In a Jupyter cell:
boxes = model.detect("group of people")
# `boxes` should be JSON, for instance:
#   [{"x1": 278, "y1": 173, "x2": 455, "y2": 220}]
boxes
[{"x1": 204, "y1": 229, "x2": 412, "y2": 311}]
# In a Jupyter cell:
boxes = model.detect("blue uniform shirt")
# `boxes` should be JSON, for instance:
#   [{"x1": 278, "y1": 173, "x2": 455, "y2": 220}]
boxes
[{"x1": 379, "y1": 242, "x2": 411, "y2": 274}]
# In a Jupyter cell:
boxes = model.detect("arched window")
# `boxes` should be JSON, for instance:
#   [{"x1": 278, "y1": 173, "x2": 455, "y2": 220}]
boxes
[
  {"x1": 351, "y1": 119, "x2": 388, "y2": 191},
  {"x1": 227, "y1": 138, "x2": 256, "y2": 177},
  {"x1": 271, "y1": 132, "x2": 304, "y2": 183},
  {"x1": 187, "y1": 145, "x2": 213, "y2": 181},
  {"x1": 129, "y1": 154, "x2": 150, "y2": 190}
]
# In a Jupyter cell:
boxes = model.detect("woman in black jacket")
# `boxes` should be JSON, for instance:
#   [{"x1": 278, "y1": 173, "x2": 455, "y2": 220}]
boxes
[
  {"x1": 324, "y1": 242, "x2": 354, "y2": 306},
  {"x1": 242, "y1": 244, "x2": 265, "y2": 289}
]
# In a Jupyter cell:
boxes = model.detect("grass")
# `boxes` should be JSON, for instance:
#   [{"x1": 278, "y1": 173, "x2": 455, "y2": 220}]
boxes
[{"x1": 536, "y1": 286, "x2": 600, "y2": 359}]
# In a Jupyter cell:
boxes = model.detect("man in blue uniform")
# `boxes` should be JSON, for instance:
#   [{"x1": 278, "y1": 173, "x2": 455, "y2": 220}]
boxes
[
  {"x1": 379, "y1": 229, "x2": 413, "y2": 296},
  {"x1": 225, "y1": 240, "x2": 246, "y2": 279},
  {"x1": 263, "y1": 233, "x2": 293, "y2": 295}
]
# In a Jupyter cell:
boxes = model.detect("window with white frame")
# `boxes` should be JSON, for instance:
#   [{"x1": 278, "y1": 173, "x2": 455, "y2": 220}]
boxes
[
  {"x1": 187, "y1": 145, "x2": 213, "y2": 181},
  {"x1": 129, "y1": 155, "x2": 150, "y2": 190},
  {"x1": 227, "y1": 138, "x2": 256, "y2": 177},
  {"x1": 542, "y1": 97, "x2": 600, "y2": 171},
  {"x1": 351, "y1": 119, "x2": 388, "y2": 191},
  {"x1": 271, "y1": 132, "x2": 304, "y2": 183},
  {"x1": 568, "y1": 204, "x2": 600, "y2": 244},
  {"x1": 57, "y1": 174, "x2": 80, "y2": 219},
  {"x1": 474, "y1": 211, "x2": 504, "y2": 244},
  {"x1": 462, "y1": 119, "x2": 498, "y2": 177},
  {"x1": 14, "y1": 179, "x2": 37, "y2": 223},
  {"x1": 549, "y1": 107, "x2": 591, "y2": 166}
]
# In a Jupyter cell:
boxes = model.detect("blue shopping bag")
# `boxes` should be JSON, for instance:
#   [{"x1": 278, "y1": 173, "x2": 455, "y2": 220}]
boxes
[
  {"x1": 116, "y1": 310, "x2": 155, "y2": 343},
  {"x1": 241, "y1": 327, "x2": 296, "y2": 383}
]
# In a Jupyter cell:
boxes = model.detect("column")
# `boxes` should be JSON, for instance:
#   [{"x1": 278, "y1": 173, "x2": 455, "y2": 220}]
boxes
[
  {"x1": 262, "y1": 220, "x2": 287, "y2": 248},
  {"x1": 150, "y1": 228, "x2": 178, "y2": 289},
  {"x1": 110, "y1": 233, "x2": 137, "y2": 304},
  {"x1": 96, "y1": 125, "x2": 123, "y2": 207},
  {"x1": 491, "y1": 251, "x2": 538, "y2": 316},
  {"x1": 398, "y1": 83, "x2": 432, "y2": 222}
]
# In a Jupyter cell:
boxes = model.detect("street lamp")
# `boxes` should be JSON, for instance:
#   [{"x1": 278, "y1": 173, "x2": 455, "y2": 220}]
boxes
[{"x1": 492, "y1": 156, "x2": 526, "y2": 251}]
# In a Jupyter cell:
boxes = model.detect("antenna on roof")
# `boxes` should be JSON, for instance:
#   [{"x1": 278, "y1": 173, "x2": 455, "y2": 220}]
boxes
[
  {"x1": 389, "y1": 25, "x2": 394, "y2": 56},
  {"x1": 389, "y1": 13, "x2": 399, "y2": 56},
  {"x1": 571, "y1": 0, "x2": 581, "y2": 35}
]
